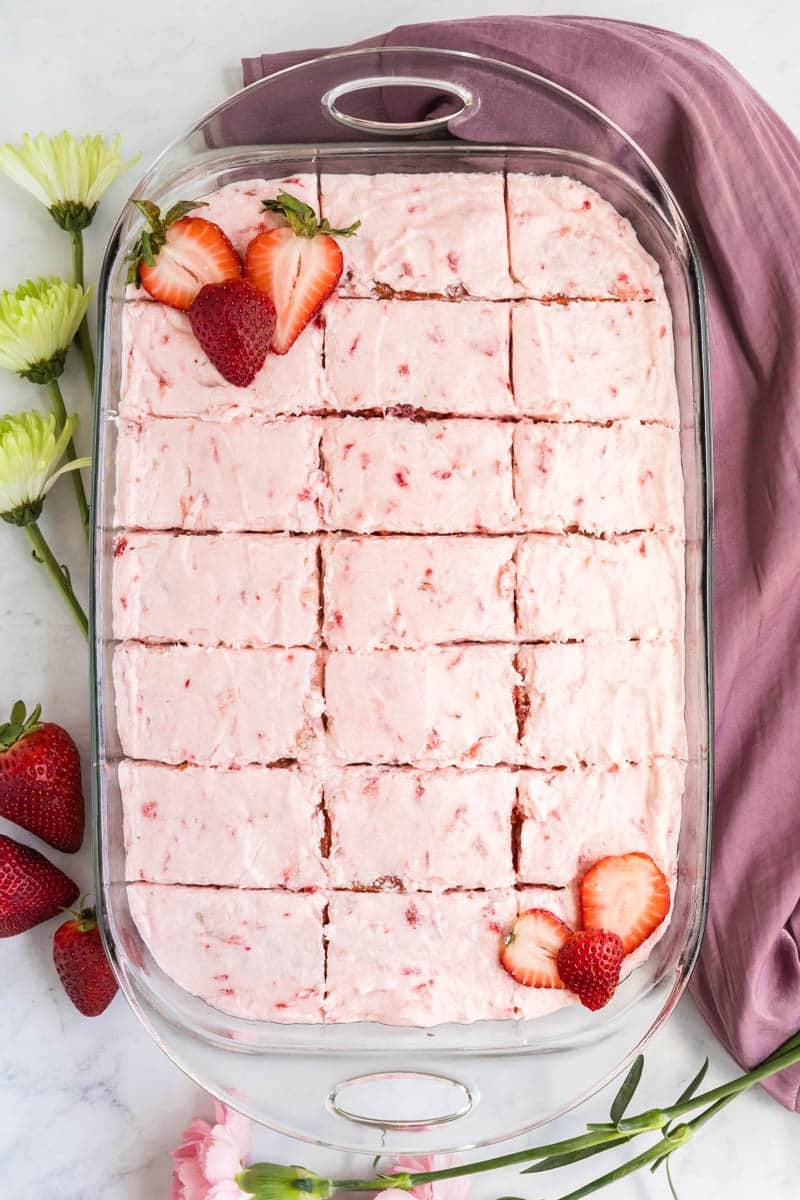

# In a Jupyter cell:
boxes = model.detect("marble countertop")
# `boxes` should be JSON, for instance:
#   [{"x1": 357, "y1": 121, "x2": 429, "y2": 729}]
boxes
[{"x1": 1, "y1": 1, "x2": 798, "y2": 1196}]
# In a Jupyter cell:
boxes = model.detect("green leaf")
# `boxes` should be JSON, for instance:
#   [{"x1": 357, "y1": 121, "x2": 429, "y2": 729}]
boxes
[
  {"x1": 522, "y1": 1137, "x2": 632, "y2": 1174},
  {"x1": 9, "y1": 700, "x2": 25, "y2": 725},
  {"x1": 609, "y1": 1055, "x2": 645, "y2": 1125},
  {"x1": 164, "y1": 198, "x2": 206, "y2": 226},
  {"x1": 664, "y1": 1058, "x2": 709, "y2": 1137},
  {"x1": 263, "y1": 191, "x2": 360, "y2": 239},
  {"x1": 130, "y1": 198, "x2": 161, "y2": 228}
]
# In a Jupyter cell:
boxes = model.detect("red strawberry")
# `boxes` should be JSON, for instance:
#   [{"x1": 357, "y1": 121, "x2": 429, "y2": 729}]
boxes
[
  {"x1": 245, "y1": 191, "x2": 359, "y2": 354},
  {"x1": 188, "y1": 279, "x2": 276, "y2": 387},
  {"x1": 557, "y1": 929, "x2": 624, "y2": 1011},
  {"x1": 53, "y1": 904, "x2": 118, "y2": 1017},
  {"x1": 499, "y1": 907, "x2": 573, "y2": 988},
  {"x1": 0, "y1": 834, "x2": 79, "y2": 936},
  {"x1": 580, "y1": 852, "x2": 671, "y2": 954},
  {"x1": 127, "y1": 199, "x2": 242, "y2": 310},
  {"x1": 0, "y1": 701, "x2": 84, "y2": 853}
]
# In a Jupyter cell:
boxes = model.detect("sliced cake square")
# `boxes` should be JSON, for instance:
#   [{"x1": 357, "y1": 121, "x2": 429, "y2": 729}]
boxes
[
  {"x1": 323, "y1": 534, "x2": 516, "y2": 649},
  {"x1": 121, "y1": 761, "x2": 326, "y2": 887},
  {"x1": 113, "y1": 643, "x2": 323, "y2": 766}
]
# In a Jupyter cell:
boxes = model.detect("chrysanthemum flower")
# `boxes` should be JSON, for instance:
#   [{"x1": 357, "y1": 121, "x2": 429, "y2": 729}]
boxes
[
  {"x1": 0, "y1": 277, "x2": 91, "y2": 384},
  {"x1": 0, "y1": 409, "x2": 89, "y2": 526},
  {"x1": 0, "y1": 131, "x2": 139, "y2": 231}
]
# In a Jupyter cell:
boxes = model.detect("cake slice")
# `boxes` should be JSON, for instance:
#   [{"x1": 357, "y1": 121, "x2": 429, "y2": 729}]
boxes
[
  {"x1": 513, "y1": 420, "x2": 683, "y2": 535},
  {"x1": 515, "y1": 532, "x2": 683, "y2": 641},
  {"x1": 321, "y1": 171, "x2": 513, "y2": 298},
  {"x1": 128, "y1": 883, "x2": 325, "y2": 1021},
  {"x1": 121, "y1": 761, "x2": 326, "y2": 887},
  {"x1": 114, "y1": 416, "x2": 323, "y2": 532},
  {"x1": 506, "y1": 174, "x2": 661, "y2": 299},
  {"x1": 113, "y1": 643, "x2": 323, "y2": 766},
  {"x1": 120, "y1": 302, "x2": 327, "y2": 419},
  {"x1": 112, "y1": 532, "x2": 320, "y2": 646},
  {"x1": 517, "y1": 641, "x2": 686, "y2": 767},
  {"x1": 512, "y1": 299, "x2": 678, "y2": 422},
  {"x1": 325, "y1": 647, "x2": 521, "y2": 766},
  {"x1": 322, "y1": 416, "x2": 516, "y2": 533},
  {"x1": 324, "y1": 297, "x2": 514, "y2": 416},
  {"x1": 516, "y1": 762, "x2": 685, "y2": 887},
  {"x1": 322, "y1": 534, "x2": 516, "y2": 649},
  {"x1": 325, "y1": 766, "x2": 516, "y2": 890},
  {"x1": 191, "y1": 174, "x2": 319, "y2": 256}
]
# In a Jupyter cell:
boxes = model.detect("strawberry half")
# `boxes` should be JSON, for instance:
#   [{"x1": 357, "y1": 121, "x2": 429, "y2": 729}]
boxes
[
  {"x1": 189, "y1": 279, "x2": 276, "y2": 387},
  {"x1": 499, "y1": 907, "x2": 573, "y2": 988},
  {"x1": 53, "y1": 903, "x2": 118, "y2": 1017},
  {"x1": 245, "y1": 191, "x2": 359, "y2": 354},
  {"x1": 557, "y1": 929, "x2": 625, "y2": 1011},
  {"x1": 580, "y1": 852, "x2": 671, "y2": 955},
  {"x1": 126, "y1": 199, "x2": 242, "y2": 310},
  {"x1": 0, "y1": 700, "x2": 84, "y2": 853},
  {"x1": 0, "y1": 833, "x2": 79, "y2": 937}
]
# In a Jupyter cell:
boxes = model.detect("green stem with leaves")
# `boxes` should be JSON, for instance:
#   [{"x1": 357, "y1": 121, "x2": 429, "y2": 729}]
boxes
[
  {"x1": 45, "y1": 377, "x2": 89, "y2": 543},
  {"x1": 24, "y1": 521, "x2": 88, "y2": 636},
  {"x1": 70, "y1": 228, "x2": 96, "y2": 394}
]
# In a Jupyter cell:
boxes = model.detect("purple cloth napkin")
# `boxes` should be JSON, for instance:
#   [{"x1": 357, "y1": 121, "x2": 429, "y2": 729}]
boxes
[{"x1": 244, "y1": 17, "x2": 800, "y2": 1110}]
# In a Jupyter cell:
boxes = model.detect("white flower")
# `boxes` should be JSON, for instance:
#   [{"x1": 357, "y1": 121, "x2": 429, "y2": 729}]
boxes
[
  {"x1": 0, "y1": 277, "x2": 90, "y2": 382},
  {"x1": 0, "y1": 132, "x2": 139, "y2": 230},
  {"x1": 0, "y1": 410, "x2": 90, "y2": 525}
]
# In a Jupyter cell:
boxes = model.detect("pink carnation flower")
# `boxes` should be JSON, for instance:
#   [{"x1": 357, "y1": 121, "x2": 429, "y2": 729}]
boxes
[
  {"x1": 379, "y1": 1155, "x2": 469, "y2": 1200},
  {"x1": 171, "y1": 1101, "x2": 253, "y2": 1200}
]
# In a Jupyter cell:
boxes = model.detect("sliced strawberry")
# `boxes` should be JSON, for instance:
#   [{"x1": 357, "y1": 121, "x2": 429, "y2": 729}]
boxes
[
  {"x1": 245, "y1": 191, "x2": 359, "y2": 354},
  {"x1": 127, "y1": 199, "x2": 241, "y2": 310},
  {"x1": 580, "y1": 852, "x2": 671, "y2": 954},
  {"x1": 499, "y1": 907, "x2": 573, "y2": 988},
  {"x1": 189, "y1": 279, "x2": 276, "y2": 387},
  {"x1": 557, "y1": 929, "x2": 624, "y2": 1011},
  {"x1": 53, "y1": 904, "x2": 118, "y2": 1017}
]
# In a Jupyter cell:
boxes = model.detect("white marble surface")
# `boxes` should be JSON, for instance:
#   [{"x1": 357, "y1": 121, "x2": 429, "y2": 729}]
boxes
[{"x1": 0, "y1": 1, "x2": 798, "y2": 1196}]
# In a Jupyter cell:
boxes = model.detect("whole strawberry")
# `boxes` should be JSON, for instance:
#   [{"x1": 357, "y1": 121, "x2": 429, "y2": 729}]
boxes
[
  {"x1": 557, "y1": 929, "x2": 625, "y2": 1011},
  {"x1": 189, "y1": 278, "x2": 276, "y2": 386},
  {"x1": 0, "y1": 833, "x2": 79, "y2": 936},
  {"x1": 53, "y1": 903, "x2": 118, "y2": 1017},
  {"x1": 0, "y1": 701, "x2": 85, "y2": 852}
]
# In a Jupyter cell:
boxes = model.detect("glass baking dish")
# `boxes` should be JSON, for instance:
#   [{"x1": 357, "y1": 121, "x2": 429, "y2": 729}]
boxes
[{"x1": 90, "y1": 46, "x2": 712, "y2": 1154}]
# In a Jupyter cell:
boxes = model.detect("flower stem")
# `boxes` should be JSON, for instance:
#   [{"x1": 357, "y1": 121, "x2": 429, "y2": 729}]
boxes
[
  {"x1": 24, "y1": 522, "x2": 88, "y2": 636},
  {"x1": 45, "y1": 378, "x2": 89, "y2": 543},
  {"x1": 71, "y1": 229, "x2": 96, "y2": 393}
]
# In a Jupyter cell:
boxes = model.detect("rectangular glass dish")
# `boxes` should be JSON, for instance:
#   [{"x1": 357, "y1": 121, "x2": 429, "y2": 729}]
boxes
[{"x1": 90, "y1": 47, "x2": 712, "y2": 1153}]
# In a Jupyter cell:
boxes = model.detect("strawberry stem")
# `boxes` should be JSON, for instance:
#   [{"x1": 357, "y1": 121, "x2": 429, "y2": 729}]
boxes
[{"x1": 262, "y1": 191, "x2": 360, "y2": 239}]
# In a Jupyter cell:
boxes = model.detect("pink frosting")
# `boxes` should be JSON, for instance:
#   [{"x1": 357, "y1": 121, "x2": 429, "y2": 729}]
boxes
[
  {"x1": 128, "y1": 883, "x2": 325, "y2": 1021},
  {"x1": 112, "y1": 532, "x2": 319, "y2": 647},
  {"x1": 321, "y1": 172, "x2": 513, "y2": 298},
  {"x1": 322, "y1": 534, "x2": 516, "y2": 649},
  {"x1": 324, "y1": 890, "x2": 575, "y2": 1025},
  {"x1": 324, "y1": 296, "x2": 514, "y2": 415},
  {"x1": 515, "y1": 532, "x2": 684, "y2": 641},
  {"x1": 322, "y1": 416, "x2": 516, "y2": 533},
  {"x1": 518, "y1": 641, "x2": 687, "y2": 767},
  {"x1": 325, "y1": 766, "x2": 516, "y2": 890},
  {"x1": 121, "y1": 761, "x2": 325, "y2": 887},
  {"x1": 325, "y1": 647, "x2": 521, "y2": 766},
  {"x1": 512, "y1": 298, "x2": 678, "y2": 421},
  {"x1": 120, "y1": 302, "x2": 327, "y2": 420},
  {"x1": 517, "y1": 762, "x2": 684, "y2": 887},
  {"x1": 115, "y1": 416, "x2": 323, "y2": 532},
  {"x1": 506, "y1": 174, "x2": 661, "y2": 299},
  {"x1": 513, "y1": 419, "x2": 684, "y2": 535},
  {"x1": 113, "y1": 643, "x2": 324, "y2": 766}
]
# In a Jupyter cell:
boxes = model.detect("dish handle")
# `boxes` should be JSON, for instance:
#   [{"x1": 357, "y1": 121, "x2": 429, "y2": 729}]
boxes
[{"x1": 321, "y1": 75, "x2": 476, "y2": 136}]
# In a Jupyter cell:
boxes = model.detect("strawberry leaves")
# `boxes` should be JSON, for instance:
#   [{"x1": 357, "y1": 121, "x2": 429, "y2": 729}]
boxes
[
  {"x1": 0, "y1": 699, "x2": 42, "y2": 750},
  {"x1": 125, "y1": 197, "x2": 207, "y2": 285},
  {"x1": 262, "y1": 191, "x2": 360, "y2": 239}
]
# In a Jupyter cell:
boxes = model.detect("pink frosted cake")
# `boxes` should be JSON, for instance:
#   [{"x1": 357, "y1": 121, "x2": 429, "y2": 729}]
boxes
[{"x1": 114, "y1": 171, "x2": 687, "y2": 1026}]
